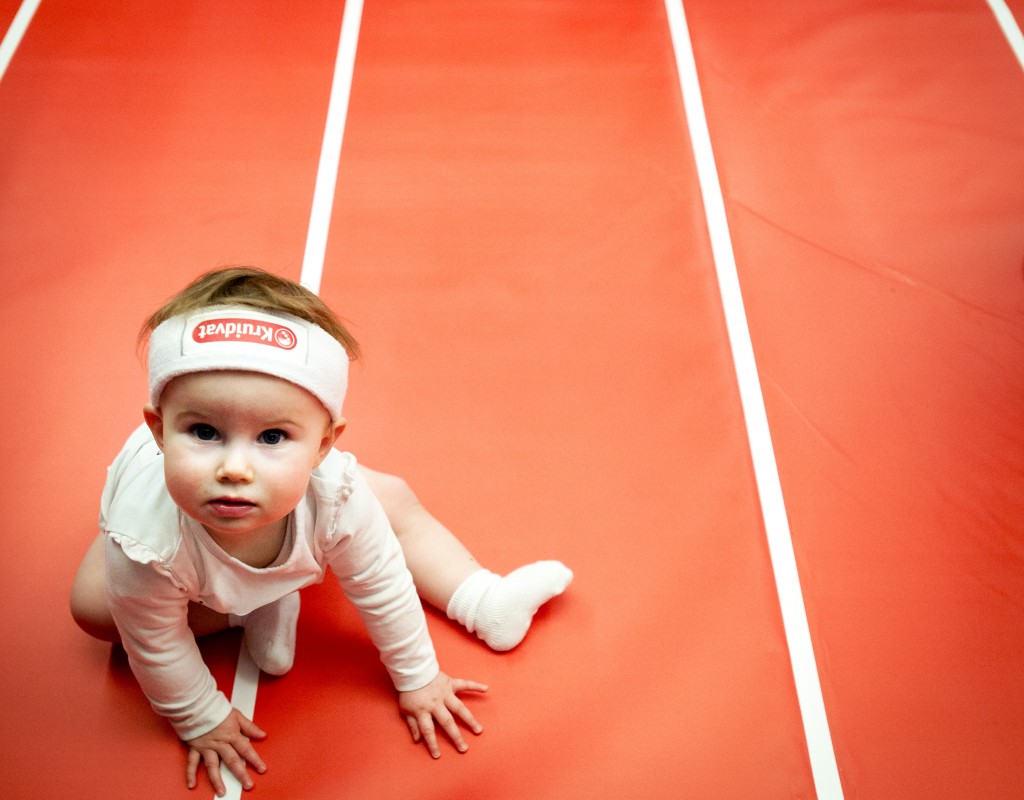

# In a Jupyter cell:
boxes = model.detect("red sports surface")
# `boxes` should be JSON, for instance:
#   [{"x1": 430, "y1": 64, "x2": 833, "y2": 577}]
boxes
[{"x1": 1, "y1": 2, "x2": 1021, "y2": 798}]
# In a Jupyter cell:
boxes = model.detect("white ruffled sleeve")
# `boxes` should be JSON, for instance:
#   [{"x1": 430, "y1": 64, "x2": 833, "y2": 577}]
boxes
[
  {"x1": 105, "y1": 535, "x2": 234, "y2": 740},
  {"x1": 319, "y1": 460, "x2": 440, "y2": 692}
]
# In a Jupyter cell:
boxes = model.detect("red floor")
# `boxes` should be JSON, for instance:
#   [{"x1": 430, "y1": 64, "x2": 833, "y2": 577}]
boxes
[{"x1": 1, "y1": 2, "x2": 1021, "y2": 799}]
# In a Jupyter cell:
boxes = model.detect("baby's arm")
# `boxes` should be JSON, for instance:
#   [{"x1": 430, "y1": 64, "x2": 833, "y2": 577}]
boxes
[
  {"x1": 105, "y1": 537, "x2": 265, "y2": 795},
  {"x1": 325, "y1": 464, "x2": 488, "y2": 755}
]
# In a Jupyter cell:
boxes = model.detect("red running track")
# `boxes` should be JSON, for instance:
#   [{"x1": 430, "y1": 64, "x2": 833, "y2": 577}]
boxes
[{"x1": 0, "y1": 2, "x2": 1021, "y2": 798}]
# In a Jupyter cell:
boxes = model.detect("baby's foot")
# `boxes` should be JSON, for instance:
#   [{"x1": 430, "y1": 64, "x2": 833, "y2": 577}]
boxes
[
  {"x1": 231, "y1": 592, "x2": 300, "y2": 675},
  {"x1": 447, "y1": 561, "x2": 573, "y2": 651}
]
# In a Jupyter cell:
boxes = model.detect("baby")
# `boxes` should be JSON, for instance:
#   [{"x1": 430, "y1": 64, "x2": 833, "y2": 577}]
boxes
[{"x1": 70, "y1": 267, "x2": 572, "y2": 796}]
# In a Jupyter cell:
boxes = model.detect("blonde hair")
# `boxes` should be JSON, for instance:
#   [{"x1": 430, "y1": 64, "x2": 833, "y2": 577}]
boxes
[{"x1": 140, "y1": 267, "x2": 360, "y2": 360}]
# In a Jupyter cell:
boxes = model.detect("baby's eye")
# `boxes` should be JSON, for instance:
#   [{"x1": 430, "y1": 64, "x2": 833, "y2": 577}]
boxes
[
  {"x1": 258, "y1": 429, "x2": 287, "y2": 446},
  {"x1": 190, "y1": 424, "x2": 219, "y2": 441}
]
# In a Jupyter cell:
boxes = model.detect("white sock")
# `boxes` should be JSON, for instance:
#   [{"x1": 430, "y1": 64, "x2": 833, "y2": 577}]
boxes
[
  {"x1": 446, "y1": 561, "x2": 573, "y2": 652},
  {"x1": 229, "y1": 591, "x2": 300, "y2": 676}
]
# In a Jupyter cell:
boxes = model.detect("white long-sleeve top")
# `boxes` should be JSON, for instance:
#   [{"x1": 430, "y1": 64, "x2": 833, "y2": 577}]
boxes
[{"x1": 102, "y1": 425, "x2": 439, "y2": 740}]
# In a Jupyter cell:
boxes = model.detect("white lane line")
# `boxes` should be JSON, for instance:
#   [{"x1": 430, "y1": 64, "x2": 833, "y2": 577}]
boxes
[
  {"x1": 221, "y1": 2, "x2": 365, "y2": 798},
  {"x1": 0, "y1": 0, "x2": 42, "y2": 83},
  {"x1": 300, "y1": 0, "x2": 365, "y2": 293},
  {"x1": 662, "y1": 2, "x2": 844, "y2": 798},
  {"x1": 219, "y1": 638, "x2": 261, "y2": 799},
  {"x1": 987, "y1": 0, "x2": 1024, "y2": 71}
]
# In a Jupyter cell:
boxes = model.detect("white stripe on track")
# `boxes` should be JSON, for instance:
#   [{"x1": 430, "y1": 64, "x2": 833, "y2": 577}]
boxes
[
  {"x1": 0, "y1": 0, "x2": 41, "y2": 83},
  {"x1": 221, "y1": 2, "x2": 364, "y2": 798},
  {"x1": 218, "y1": 640, "x2": 261, "y2": 799},
  {"x1": 300, "y1": 0, "x2": 365, "y2": 293},
  {"x1": 662, "y1": 2, "x2": 845, "y2": 798},
  {"x1": 987, "y1": 0, "x2": 1024, "y2": 71}
]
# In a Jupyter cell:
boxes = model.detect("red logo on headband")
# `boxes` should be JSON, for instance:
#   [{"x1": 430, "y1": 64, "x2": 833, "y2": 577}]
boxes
[{"x1": 192, "y1": 318, "x2": 298, "y2": 350}]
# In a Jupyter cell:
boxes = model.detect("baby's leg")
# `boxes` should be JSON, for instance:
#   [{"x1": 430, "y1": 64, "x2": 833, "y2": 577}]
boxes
[
  {"x1": 361, "y1": 469, "x2": 480, "y2": 609},
  {"x1": 70, "y1": 533, "x2": 228, "y2": 641},
  {"x1": 70, "y1": 533, "x2": 120, "y2": 641},
  {"x1": 74, "y1": 533, "x2": 295, "y2": 673},
  {"x1": 229, "y1": 593, "x2": 299, "y2": 676},
  {"x1": 361, "y1": 467, "x2": 573, "y2": 651}
]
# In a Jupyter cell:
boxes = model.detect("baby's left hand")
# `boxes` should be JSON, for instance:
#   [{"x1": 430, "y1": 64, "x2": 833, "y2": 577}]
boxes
[{"x1": 398, "y1": 671, "x2": 488, "y2": 758}]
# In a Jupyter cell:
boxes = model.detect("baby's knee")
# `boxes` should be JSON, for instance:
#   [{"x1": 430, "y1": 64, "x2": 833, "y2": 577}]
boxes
[
  {"x1": 70, "y1": 570, "x2": 118, "y2": 642},
  {"x1": 70, "y1": 533, "x2": 119, "y2": 640},
  {"x1": 362, "y1": 468, "x2": 418, "y2": 509}
]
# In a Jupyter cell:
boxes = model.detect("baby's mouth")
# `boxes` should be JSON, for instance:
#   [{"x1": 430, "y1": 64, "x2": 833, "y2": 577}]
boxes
[{"x1": 209, "y1": 497, "x2": 257, "y2": 517}]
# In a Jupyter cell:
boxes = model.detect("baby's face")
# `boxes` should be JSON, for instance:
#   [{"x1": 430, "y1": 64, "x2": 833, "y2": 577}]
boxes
[{"x1": 148, "y1": 370, "x2": 336, "y2": 554}]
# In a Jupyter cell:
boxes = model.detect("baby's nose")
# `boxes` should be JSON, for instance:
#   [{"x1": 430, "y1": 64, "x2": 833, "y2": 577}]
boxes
[{"x1": 217, "y1": 445, "x2": 253, "y2": 482}]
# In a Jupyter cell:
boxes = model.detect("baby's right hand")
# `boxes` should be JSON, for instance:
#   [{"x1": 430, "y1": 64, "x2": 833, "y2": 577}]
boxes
[{"x1": 185, "y1": 709, "x2": 267, "y2": 796}]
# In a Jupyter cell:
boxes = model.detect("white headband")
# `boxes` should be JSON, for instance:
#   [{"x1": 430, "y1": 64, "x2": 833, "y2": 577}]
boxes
[{"x1": 148, "y1": 307, "x2": 348, "y2": 425}]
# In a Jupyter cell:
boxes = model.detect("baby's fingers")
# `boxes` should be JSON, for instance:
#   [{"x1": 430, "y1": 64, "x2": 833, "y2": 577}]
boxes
[
  {"x1": 448, "y1": 693, "x2": 484, "y2": 736},
  {"x1": 236, "y1": 715, "x2": 267, "y2": 742},
  {"x1": 198, "y1": 749, "x2": 226, "y2": 797},
  {"x1": 218, "y1": 747, "x2": 255, "y2": 793},
  {"x1": 435, "y1": 708, "x2": 470, "y2": 754},
  {"x1": 416, "y1": 713, "x2": 442, "y2": 759},
  {"x1": 405, "y1": 713, "x2": 422, "y2": 744},
  {"x1": 451, "y1": 678, "x2": 489, "y2": 695},
  {"x1": 231, "y1": 735, "x2": 267, "y2": 776},
  {"x1": 186, "y1": 749, "x2": 201, "y2": 790}
]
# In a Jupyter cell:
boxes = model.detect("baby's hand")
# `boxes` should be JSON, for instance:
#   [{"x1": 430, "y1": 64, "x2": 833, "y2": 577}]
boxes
[
  {"x1": 185, "y1": 708, "x2": 267, "y2": 796},
  {"x1": 398, "y1": 671, "x2": 488, "y2": 758}
]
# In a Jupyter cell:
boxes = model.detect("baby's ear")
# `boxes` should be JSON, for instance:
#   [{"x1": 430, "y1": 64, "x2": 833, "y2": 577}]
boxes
[
  {"x1": 319, "y1": 418, "x2": 346, "y2": 462},
  {"x1": 143, "y1": 406, "x2": 165, "y2": 450}
]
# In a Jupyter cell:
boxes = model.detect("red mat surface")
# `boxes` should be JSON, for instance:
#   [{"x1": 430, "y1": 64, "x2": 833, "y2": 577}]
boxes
[{"x1": 1, "y1": 2, "x2": 1021, "y2": 798}]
